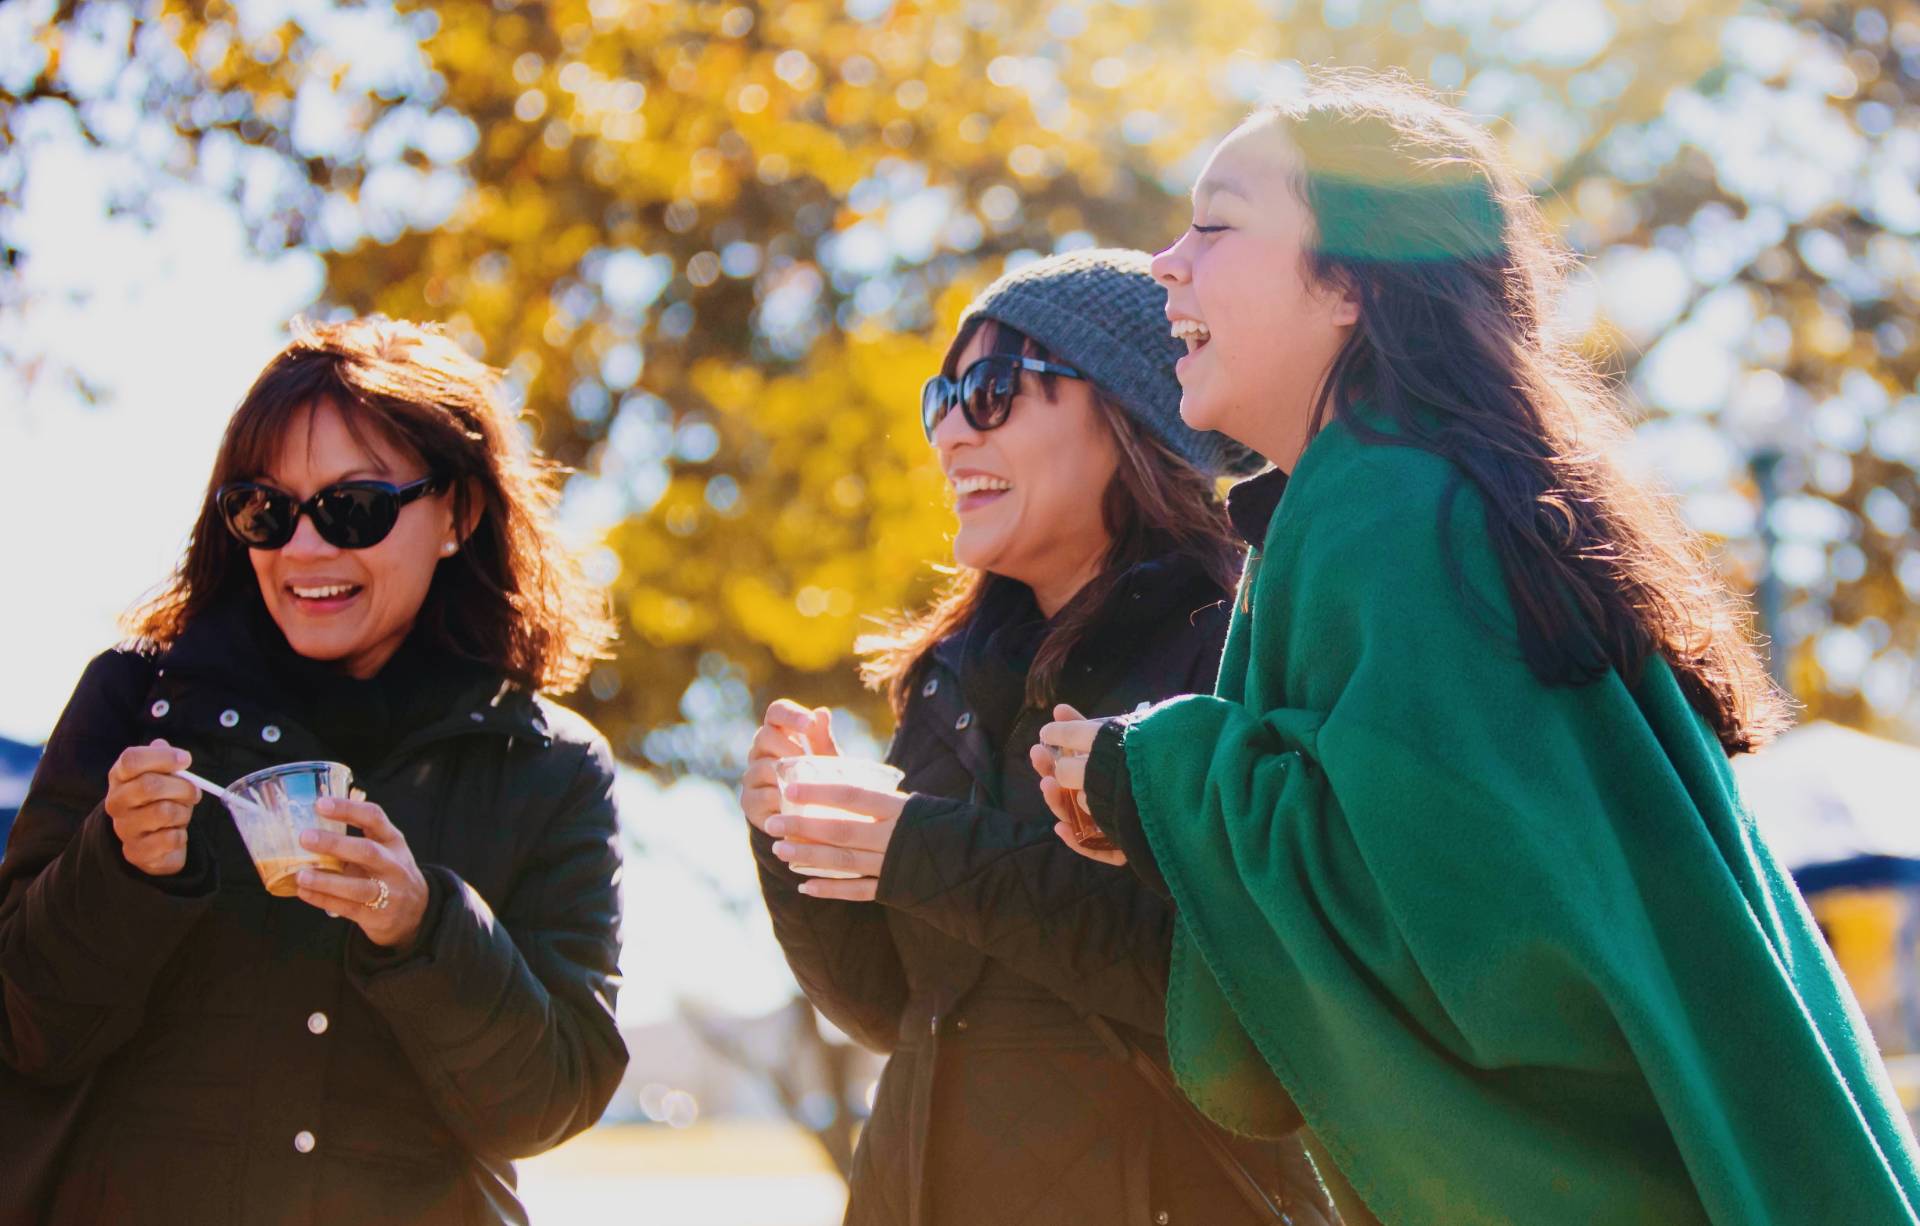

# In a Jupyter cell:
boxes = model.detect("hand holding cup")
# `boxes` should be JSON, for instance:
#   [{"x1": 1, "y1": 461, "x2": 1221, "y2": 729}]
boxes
[
  {"x1": 294, "y1": 795, "x2": 431, "y2": 949},
  {"x1": 740, "y1": 699, "x2": 839, "y2": 833},
  {"x1": 766, "y1": 756, "x2": 908, "y2": 901},
  {"x1": 1034, "y1": 705, "x2": 1128, "y2": 867}
]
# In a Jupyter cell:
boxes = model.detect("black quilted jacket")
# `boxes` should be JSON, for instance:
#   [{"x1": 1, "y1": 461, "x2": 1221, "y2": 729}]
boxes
[
  {"x1": 753, "y1": 557, "x2": 1333, "y2": 1226},
  {"x1": 0, "y1": 600, "x2": 626, "y2": 1225}
]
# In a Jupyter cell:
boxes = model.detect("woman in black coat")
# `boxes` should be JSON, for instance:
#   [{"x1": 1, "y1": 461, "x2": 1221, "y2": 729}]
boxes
[
  {"x1": 0, "y1": 318, "x2": 627, "y2": 1225},
  {"x1": 740, "y1": 251, "x2": 1336, "y2": 1225}
]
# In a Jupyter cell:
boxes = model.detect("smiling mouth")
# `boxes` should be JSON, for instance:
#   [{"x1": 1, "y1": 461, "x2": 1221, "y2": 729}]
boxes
[
  {"x1": 287, "y1": 583, "x2": 364, "y2": 609},
  {"x1": 952, "y1": 475, "x2": 1012, "y2": 513},
  {"x1": 1171, "y1": 319, "x2": 1212, "y2": 353}
]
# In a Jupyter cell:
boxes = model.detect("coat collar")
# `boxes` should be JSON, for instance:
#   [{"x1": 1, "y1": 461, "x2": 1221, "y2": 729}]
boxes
[
  {"x1": 1226, "y1": 467, "x2": 1289, "y2": 548},
  {"x1": 927, "y1": 553, "x2": 1230, "y2": 690},
  {"x1": 153, "y1": 595, "x2": 549, "y2": 750}
]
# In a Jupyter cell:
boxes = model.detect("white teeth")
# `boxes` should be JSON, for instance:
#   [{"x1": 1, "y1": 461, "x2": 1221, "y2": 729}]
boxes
[
  {"x1": 292, "y1": 584, "x2": 358, "y2": 599},
  {"x1": 1170, "y1": 319, "x2": 1212, "y2": 343},
  {"x1": 953, "y1": 476, "x2": 1012, "y2": 496}
]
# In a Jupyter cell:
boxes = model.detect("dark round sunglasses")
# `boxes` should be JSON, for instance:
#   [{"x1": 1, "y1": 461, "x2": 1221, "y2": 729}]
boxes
[
  {"x1": 215, "y1": 476, "x2": 448, "y2": 551},
  {"x1": 920, "y1": 354, "x2": 1086, "y2": 441}
]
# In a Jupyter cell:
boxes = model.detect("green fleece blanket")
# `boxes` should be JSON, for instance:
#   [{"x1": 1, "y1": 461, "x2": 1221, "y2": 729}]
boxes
[{"x1": 1121, "y1": 417, "x2": 1920, "y2": 1225}]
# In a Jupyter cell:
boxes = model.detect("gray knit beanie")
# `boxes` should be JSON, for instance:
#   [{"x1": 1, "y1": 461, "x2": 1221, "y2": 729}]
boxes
[{"x1": 955, "y1": 248, "x2": 1263, "y2": 478}]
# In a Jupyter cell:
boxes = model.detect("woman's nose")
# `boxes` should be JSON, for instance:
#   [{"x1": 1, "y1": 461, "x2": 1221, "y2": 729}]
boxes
[
  {"x1": 279, "y1": 513, "x2": 339, "y2": 559},
  {"x1": 1150, "y1": 235, "x2": 1191, "y2": 286},
  {"x1": 931, "y1": 399, "x2": 981, "y2": 456}
]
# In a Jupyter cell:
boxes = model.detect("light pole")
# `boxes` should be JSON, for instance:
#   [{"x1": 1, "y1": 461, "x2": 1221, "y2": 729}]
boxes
[
  {"x1": 1724, "y1": 373, "x2": 1801, "y2": 701},
  {"x1": 1749, "y1": 445, "x2": 1790, "y2": 697}
]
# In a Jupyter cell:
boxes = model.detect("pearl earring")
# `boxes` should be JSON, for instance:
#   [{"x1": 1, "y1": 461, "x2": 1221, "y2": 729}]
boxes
[{"x1": 441, "y1": 541, "x2": 457, "y2": 556}]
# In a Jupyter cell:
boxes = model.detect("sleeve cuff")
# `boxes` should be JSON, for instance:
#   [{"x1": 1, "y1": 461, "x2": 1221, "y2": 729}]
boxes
[
  {"x1": 347, "y1": 864, "x2": 450, "y2": 972},
  {"x1": 1086, "y1": 719, "x2": 1171, "y2": 899},
  {"x1": 873, "y1": 791, "x2": 972, "y2": 908},
  {"x1": 117, "y1": 815, "x2": 220, "y2": 899}
]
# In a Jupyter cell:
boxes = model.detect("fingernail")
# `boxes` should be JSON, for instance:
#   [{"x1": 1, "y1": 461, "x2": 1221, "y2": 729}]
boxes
[
  {"x1": 772, "y1": 841, "x2": 793, "y2": 858},
  {"x1": 299, "y1": 832, "x2": 318, "y2": 849},
  {"x1": 297, "y1": 871, "x2": 313, "y2": 888},
  {"x1": 798, "y1": 883, "x2": 816, "y2": 896},
  {"x1": 173, "y1": 750, "x2": 189, "y2": 766},
  {"x1": 316, "y1": 797, "x2": 336, "y2": 814},
  {"x1": 764, "y1": 817, "x2": 787, "y2": 837}
]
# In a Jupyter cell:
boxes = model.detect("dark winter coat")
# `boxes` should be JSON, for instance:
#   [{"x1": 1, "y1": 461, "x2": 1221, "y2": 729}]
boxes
[
  {"x1": 0, "y1": 599, "x2": 626, "y2": 1225},
  {"x1": 753, "y1": 557, "x2": 1333, "y2": 1226}
]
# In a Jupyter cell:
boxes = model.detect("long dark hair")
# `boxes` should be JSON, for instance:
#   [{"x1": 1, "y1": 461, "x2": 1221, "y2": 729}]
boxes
[
  {"x1": 1271, "y1": 69, "x2": 1787, "y2": 753},
  {"x1": 126, "y1": 317, "x2": 615, "y2": 694},
  {"x1": 860, "y1": 319, "x2": 1243, "y2": 717}
]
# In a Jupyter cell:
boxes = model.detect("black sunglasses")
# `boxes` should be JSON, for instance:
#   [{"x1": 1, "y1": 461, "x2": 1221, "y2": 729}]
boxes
[
  {"x1": 921, "y1": 354, "x2": 1086, "y2": 441},
  {"x1": 215, "y1": 476, "x2": 448, "y2": 551}
]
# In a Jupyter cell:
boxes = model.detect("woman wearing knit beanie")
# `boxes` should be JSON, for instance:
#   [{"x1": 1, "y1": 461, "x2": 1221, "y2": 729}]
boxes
[{"x1": 738, "y1": 249, "x2": 1335, "y2": 1225}]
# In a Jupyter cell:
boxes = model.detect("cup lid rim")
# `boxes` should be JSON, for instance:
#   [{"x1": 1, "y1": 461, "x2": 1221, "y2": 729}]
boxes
[{"x1": 227, "y1": 760, "x2": 353, "y2": 792}]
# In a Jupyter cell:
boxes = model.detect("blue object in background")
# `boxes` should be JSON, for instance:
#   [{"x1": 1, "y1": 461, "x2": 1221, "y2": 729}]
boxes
[{"x1": 0, "y1": 737, "x2": 41, "y2": 852}]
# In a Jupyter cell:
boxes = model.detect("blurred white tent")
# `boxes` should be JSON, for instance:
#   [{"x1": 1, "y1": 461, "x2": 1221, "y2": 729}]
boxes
[
  {"x1": 1734, "y1": 721, "x2": 1920, "y2": 892},
  {"x1": 1735, "y1": 721, "x2": 1920, "y2": 1109}
]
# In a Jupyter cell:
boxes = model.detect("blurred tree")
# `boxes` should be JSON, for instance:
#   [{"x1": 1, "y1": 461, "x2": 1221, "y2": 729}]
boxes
[
  {"x1": 1566, "y1": 1, "x2": 1920, "y2": 736},
  {"x1": 10, "y1": 0, "x2": 1920, "y2": 757}
]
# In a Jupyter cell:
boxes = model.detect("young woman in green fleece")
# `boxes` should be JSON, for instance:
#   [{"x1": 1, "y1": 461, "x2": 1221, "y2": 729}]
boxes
[{"x1": 1035, "y1": 69, "x2": 1920, "y2": 1226}]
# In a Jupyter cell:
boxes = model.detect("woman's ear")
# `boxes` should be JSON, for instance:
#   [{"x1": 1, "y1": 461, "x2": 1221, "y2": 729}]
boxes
[
  {"x1": 455, "y1": 477, "x2": 485, "y2": 544},
  {"x1": 1322, "y1": 269, "x2": 1363, "y2": 328}
]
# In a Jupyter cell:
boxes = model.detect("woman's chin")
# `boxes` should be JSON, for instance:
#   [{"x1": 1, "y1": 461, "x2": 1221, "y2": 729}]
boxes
[
  {"x1": 1178, "y1": 390, "x2": 1226, "y2": 434},
  {"x1": 949, "y1": 526, "x2": 1006, "y2": 575}
]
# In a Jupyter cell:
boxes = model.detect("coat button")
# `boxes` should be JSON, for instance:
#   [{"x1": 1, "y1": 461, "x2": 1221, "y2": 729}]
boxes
[
  {"x1": 929, "y1": 1014, "x2": 939, "y2": 1036},
  {"x1": 1155, "y1": 1213, "x2": 1170, "y2": 1225},
  {"x1": 219, "y1": 709, "x2": 240, "y2": 728},
  {"x1": 148, "y1": 700, "x2": 170, "y2": 719},
  {"x1": 307, "y1": 1012, "x2": 329, "y2": 1035},
  {"x1": 921, "y1": 677, "x2": 938, "y2": 697},
  {"x1": 261, "y1": 725, "x2": 282, "y2": 744},
  {"x1": 954, "y1": 712, "x2": 972, "y2": 731},
  {"x1": 955, "y1": 1018, "x2": 968, "y2": 1032},
  {"x1": 293, "y1": 1130, "x2": 316, "y2": 1154},
  {"x1": 469, "y1": 711, "x2": 485, "y2": 723}
]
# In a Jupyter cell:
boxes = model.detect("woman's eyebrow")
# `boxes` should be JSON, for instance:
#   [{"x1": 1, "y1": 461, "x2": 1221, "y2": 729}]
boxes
[{"x1": 1192, "y1": 178, "x2": 1250, "y2": 208}]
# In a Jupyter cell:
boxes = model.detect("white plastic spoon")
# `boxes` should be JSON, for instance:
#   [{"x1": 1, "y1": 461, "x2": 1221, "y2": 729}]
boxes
[{"x1": 176, "y1": 767, "x2": 266, "y2": 820}]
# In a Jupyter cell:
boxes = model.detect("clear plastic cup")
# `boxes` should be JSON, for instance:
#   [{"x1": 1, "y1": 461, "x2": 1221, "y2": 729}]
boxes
[
  {"x1": 222, "y1": 760, "x2": 353, "y2": 897},
  {"x1": 772, "y1": 755, "x2": 906, "y2": 879}
]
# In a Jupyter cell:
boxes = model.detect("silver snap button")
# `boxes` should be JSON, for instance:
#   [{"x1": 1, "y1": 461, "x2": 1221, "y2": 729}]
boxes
[
  {"x1": 293, "y1": 1130, "x2": 316, "y2": 1154},
  {"x1": 469, "y1": 711, "x2": 485, "y2": 723},
  {"x1": 921, "y1": 678, "x2": 938, "y2": 697},
  {"x1": 954, "y1": 712, "x2": 971, "y2": 731},
  {"x1": 1155, "y1": 1213, "x2": 1170, "y2": 1225},
  {"x1": 219, "y1": 709, "x2": 240, "y2": 728},
  {"x1": 149, "y1": 700, "x2": 170, "y2": 718},
  {"x1": 307, "y1": 1011, "x2": 329, "y2": 1035},
  {"x1": 261, "y1": 725, "x2": 282, "y2": 744}
]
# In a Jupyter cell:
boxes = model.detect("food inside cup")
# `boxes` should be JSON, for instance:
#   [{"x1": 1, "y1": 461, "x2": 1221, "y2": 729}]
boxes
[{"x1": 220, "y1": 761, "x2": 354, "y2": 896}]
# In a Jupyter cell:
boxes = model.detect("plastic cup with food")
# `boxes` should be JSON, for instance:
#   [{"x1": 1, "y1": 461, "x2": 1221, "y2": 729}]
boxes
[
  {"x1": 219, "y1": 760, "x2": 354, "y2": 897},
  {"x1": 772, "y1": 755, "x2": 907, "y2": 879}
]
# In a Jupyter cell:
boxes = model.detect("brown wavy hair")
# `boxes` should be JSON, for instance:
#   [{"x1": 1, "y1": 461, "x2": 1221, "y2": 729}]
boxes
[
  {"x1": 125, "y1": 316, "x2": 614, "y2": 694},
  {"x1": 1268, "y1": 69, "x2": 1787, "y2": 752},
  {"x1": 860, "y1": 319, "x2": 1244, "y2": 718}
]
